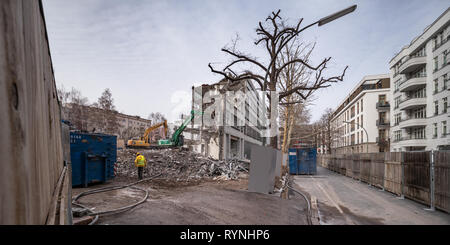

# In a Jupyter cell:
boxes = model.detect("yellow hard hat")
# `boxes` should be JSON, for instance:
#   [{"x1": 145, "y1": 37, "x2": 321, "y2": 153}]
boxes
[{"x1": 136, "y1": 152, "x2": 141, "y2": 156}]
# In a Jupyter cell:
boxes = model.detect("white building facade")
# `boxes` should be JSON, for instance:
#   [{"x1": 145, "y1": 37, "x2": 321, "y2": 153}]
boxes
[
  {"x1": 189, "y1": 79, "x2": 266, "y2": 160},
  {"x1": 389, "y1": 8, "x2": 450, "y2": 151},
  {"x1": 330, "y1": 74, "x2": 391, "y2": 154}
]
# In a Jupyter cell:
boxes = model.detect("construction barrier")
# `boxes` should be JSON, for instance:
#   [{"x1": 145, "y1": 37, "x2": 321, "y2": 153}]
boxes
[{"x1": 318, "y1": 151, "x2": 450, "y2": 213}]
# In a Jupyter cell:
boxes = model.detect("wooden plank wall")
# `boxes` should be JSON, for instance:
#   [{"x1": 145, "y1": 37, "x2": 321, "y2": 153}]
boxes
[
  {"x1": 403, "y1": 152, "x2": 430, "y2": 205},
  {"x1": 384, "y1": 152, "x2": 402, "y2": 195},
  {"x1": 434, "y1": 151, "x2": 450, "y2": 212},
  {"x1": 0, "y1": 0, "x2": 67, "y2": 224},
  {"x1": 318, "y1": 151, "x2": 449, "y2": 213}
]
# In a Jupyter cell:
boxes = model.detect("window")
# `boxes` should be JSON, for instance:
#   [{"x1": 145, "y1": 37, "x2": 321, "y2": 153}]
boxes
[
  {"x1": 411, "y1": 66, "x2": 426, "y2": 78},
  {"x1": 394, "y1": 130, "x2": 402, "y2": 141},
  {"x1": 434, "y1": 79, "x2": 439, "y2": 93},
  {"x1": 411, "y1": 127, "x2": 425, "y2": 139},
  {"x1": 394, "y1": 79, "x2": 400, "y2": 92},
  {"x1": 361, "y1": 99, "x2": 363, "y2": 112},
  {"x1": 357, "y1": 132, "x2": 359, "y2": 144},
  {"x1": 443, "y1": 121, "x2": 448, "y2": 136},
  {"x1": 444, "y1": 98, "x2": 448, "y2": 114},
  {"x1": 444, "y1": 50, "x2": 448, "y2": 66},
  {"x1": 379, "y1": 94, "x2": 386, "y2": 103},
  {"x1": 434, "y1": 57, "x2": 439, "y2": 71},
  {"x1": 351, "y1": 106, "x2": 355, "y2": 118},
  {"x1": 444, "y1": 74, "x2": 448, "y2": 89},
  {"x1": 361, "y1": 131, "x2": 363, "y2": 143},
  {"x1": 435, "y1": 101, "x2": 439, "y2": 115},
  {"x1": 395, "y1": 113, "x2": 401, "y2": 125},
  {"x1": 412, "y1": 107, "x2": 426, "y2": 119},
  {"x1": 412, "y1": 46, "x2": 426, "y2": 57},
  {"x1": 379, "y1": 111, "x2": 386, "y2": 123},
  {"x1": 410, "y1": 87, "x2": 426, "y2": 98},
  {"x1": 357, "y1": 102, "x2": 359, "y2": 114},
  {"x1": 361, "y1": 115, "x2": 363, "y2": 129},
  {"x1": 433, "y1": 123, "x2": 438, "y2": 138},
  {"x1": 395, "y1": 96, "x2": 401, "y2": 109}
]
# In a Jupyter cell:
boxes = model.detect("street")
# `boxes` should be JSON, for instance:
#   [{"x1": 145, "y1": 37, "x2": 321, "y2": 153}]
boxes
[{"x1": 293, "y1": 166, "x2": 450, "y2": 225}]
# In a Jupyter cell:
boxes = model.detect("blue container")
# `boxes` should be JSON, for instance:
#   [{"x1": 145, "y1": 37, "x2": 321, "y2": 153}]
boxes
[
  {"x1": 289, "y1": 148, "x2": 317, "y2": 175},
  {"x1": 70, "y1": 132, "x2": 117, "y2": 187}
]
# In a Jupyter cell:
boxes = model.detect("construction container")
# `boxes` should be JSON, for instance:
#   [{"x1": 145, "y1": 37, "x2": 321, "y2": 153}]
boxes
[
  {"x1": 289, "y1": 148, "x2": 317, "y2": 175},
  {"x1": 70, "y1": 132, "x2": 117, "y2": 187}
]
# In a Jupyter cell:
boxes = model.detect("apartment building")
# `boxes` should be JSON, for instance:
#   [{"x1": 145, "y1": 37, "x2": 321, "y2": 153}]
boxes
[
  {"x1": 389, "y1": 8, "x2": 450, "y2": 151},
  {"x1": 62, "y1": 104, "x2": 152, "y2": 139},
  {"x1": 189, "y1": 79, "x2": 266, "y2": 160},
  {"x1": 330, "y1": 74, "x2": 391, "y2": 154}
]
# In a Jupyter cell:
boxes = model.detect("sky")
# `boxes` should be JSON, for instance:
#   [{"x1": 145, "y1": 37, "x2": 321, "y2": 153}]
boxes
[{"x1": 43, "y1": 0, "x2": 450, "y2": 123}]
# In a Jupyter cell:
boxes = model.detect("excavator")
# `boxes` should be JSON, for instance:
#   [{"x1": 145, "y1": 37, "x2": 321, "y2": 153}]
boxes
[
  {"x1": 126, "y1": 120, "x2": 168, "y2": 148},
  {"x1": 158, "y1": 110, "x2": 203, "y2": 147}
]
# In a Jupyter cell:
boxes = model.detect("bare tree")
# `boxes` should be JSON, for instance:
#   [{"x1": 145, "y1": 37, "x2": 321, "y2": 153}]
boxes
[
  {"x1": 96, "y1": 88, "x2": 118, "y2": 135},
  {"x1": 278, "y1": 37, "x2": 315, "y2": 155},
  {"x1": 148, "y1": 112, "x2": 167, "y2": 124},
  {"x1": 209, "y1": 9, "x2": 347, "y2": 148},
  {"x1": 57, "y1": 85, "x2": 89, "y2": 131},
  {"x1": 316, "y1": 108, "x2": 334, "y2": 154}
]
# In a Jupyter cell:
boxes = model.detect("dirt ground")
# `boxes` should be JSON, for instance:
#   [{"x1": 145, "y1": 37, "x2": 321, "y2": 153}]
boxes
[{"x1": 72, "y1": 176, "x2": 310, "y2": 225}]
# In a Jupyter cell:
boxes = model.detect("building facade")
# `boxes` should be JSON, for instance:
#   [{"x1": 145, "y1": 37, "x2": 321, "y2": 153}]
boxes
[
  {"x1": 62, "y1": 104, "x2": 152, "y2": 139},
  {"x1": 189, "y1": 79, "x2": 267, "y2": 160},
  {"x1": 330, "y1": 74, "x2": 391, "y2": 154},
  {"x1": 389, "y1": 8, "x2": 450, "y2": 151}
]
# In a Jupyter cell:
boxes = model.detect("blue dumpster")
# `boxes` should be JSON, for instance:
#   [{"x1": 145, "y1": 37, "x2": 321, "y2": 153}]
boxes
[
  {"x1": 70, "y1": 132, "x2": 117, "y2": 187},
  {"x1": 289, "y1": 148, "x2": 317, "y2": 175}
]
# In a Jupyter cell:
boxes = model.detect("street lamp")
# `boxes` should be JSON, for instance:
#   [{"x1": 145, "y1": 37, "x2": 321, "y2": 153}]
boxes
[
  {"x1": 318, "y1": 5, "x2": 357, "y2": 26},
  {"x1": 343, "y1": 120, "x2": 369, "y2": 153},
  {"x1": 297, "y1": 5, "x2": 358, "y2": 33}
]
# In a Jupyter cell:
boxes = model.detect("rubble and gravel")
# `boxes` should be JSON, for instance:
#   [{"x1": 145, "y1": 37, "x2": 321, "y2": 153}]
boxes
[{"x1": 115, "y1": 148, "x2": 249, "y2": 182}]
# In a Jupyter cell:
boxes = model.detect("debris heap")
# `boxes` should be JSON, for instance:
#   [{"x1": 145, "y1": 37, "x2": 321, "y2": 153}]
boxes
[{"x1": 115, "y1": 148, "x2": 249, "y2": 182}]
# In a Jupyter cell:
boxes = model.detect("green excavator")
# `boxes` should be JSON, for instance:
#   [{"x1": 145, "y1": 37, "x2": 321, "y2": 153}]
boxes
[{"x1": 158, "y1": 110, "x2": 203, "y2": 147}]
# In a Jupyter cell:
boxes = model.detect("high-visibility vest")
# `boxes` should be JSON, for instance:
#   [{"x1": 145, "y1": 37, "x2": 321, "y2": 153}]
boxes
[{"x1": 135, "y1": 155, "x2": 146, "y2": 167}]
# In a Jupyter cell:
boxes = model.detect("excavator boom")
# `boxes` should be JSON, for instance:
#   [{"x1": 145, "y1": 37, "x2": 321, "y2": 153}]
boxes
[{"x1": 127, "y1": 120, "x2": 168, "y2": 148}]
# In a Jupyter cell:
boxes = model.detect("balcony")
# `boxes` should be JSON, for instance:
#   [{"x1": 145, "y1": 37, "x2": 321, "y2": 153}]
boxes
[
  {"x1": 398, "y1": 56, "x2": 426, "y2": 74},
  {"x1": 376, "y1": 119, "x2": 390, "y2": 128},
  {"x1": 376, "y1": 137, "x2": 389, "y2": 146},
  {"x1": 399, "y1": 117, "x2": 427, "y2": 129},
  {"x1": 399, "y1": 97, "x2": 426, "y2": 110},
  {"x1": 398, "y1": 136, "x2": 427, "y2": 143},
  {"x1": 398, "y1": 76, "x2": 427, "y2": 92},
  {"x1": 376, "y1": 101, "x2": 390, "y2": 110}
]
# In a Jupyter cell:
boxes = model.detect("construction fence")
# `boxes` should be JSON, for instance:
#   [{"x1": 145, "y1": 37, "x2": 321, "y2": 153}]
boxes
[{"x1": 317, "y1": 151, "x2": 450, "y2": 213}]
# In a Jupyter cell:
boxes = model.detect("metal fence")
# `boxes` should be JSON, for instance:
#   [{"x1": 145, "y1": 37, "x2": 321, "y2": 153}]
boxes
[{"x1": 317, "y1": 151, "x2": 450, "y2": 213}]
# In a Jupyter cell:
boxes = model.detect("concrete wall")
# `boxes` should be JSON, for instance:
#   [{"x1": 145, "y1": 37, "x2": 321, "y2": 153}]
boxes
[{"x1": 0, "y1": 0, "x2": 67, "y2": 224}]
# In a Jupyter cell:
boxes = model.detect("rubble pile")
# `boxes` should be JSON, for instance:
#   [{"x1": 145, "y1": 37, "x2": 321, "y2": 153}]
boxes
[{"x1": 115, "y1": 148, "x2": 249, "y2": 182}]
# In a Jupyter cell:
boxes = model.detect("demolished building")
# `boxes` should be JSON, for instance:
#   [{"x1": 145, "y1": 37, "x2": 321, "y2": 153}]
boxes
[{"x1": 187, "y1": 79, "x2": 269, "y2": 161}]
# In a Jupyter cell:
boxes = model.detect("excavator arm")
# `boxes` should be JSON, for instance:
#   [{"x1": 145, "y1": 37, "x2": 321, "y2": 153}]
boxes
[
  {"x1": 171, "y1": 110, "x2": 203, "y2": 146},
  {"x1": 142, "y1": 120, "x2": 168, "y2": 143}
]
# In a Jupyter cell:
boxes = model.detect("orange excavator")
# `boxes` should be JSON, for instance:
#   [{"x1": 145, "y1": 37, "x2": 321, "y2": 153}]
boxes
[{"x1": 126, "y1": 120, "x2": 168, "y2": 148}]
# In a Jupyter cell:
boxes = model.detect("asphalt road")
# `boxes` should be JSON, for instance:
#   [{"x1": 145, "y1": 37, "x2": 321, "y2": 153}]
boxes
[{"x1": 293, "y1": 166, "x2": 450, "y2": 225}]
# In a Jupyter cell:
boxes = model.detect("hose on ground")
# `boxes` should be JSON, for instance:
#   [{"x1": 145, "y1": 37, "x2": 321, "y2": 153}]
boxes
[
  {"x1": 286, "y1": 183, "x2": 312, "y2": 225},
  {"x1": 72, "y1": 173, "x2": 162, "y2": 225}
]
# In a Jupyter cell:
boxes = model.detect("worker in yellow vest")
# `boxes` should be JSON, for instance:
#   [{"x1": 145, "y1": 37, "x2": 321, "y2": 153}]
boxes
[{"x1": 134, "y1": 152, "x2": 147, "y2": 180}]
